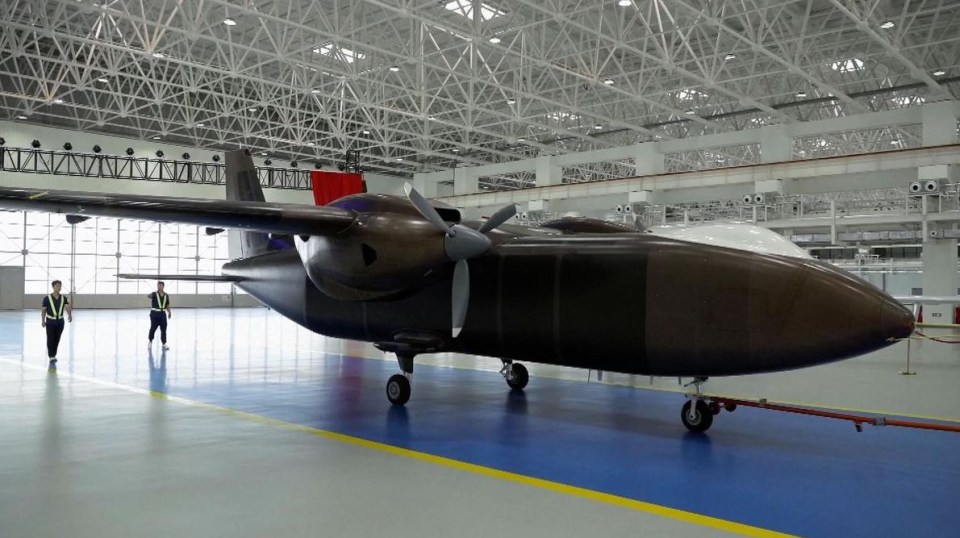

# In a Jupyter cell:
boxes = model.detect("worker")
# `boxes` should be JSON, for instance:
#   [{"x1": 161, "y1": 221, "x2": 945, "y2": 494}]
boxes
[
  {"x1": 147, "y1": 281, "x2": 172, "y2": 350},
  {"x1": 40, "y1": 280, "x2": 72, "y2": 366}
]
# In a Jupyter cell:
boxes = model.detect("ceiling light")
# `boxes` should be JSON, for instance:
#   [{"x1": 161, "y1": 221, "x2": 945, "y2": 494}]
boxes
[
  {"x1": 444, "y1": 0, "x2": 505, "y2": 21},
  {"x1": 396, "y1": 157, "x2": 403, "y2": 162},
  {"x1": 933, "y1": 69, "x2": 946, "y2": 76},
  {"x1": 362, "y1": 129, "x2": 370, "y2": 134},
  {"x1": 97, "y1": 77, "x2": 109, "y2": 83},
  {"x1": 452, "y1": 148, "x2": 459, "y2": 152},
  {"x1": 724, "y1": 53, "x2": 736, "y2": 60},
  {"x1": 195, "y1": 123, "x2": 204, "y2": 127},
  {"x1": 507, "y1": 98, "x2": 516, "y2": 104},
  {"x1": 618, "y1": 0, "x2": 631, "y2": 6},
  {"x1": 311, "y1": 89, "x2": 322, "y2": 94},
  {"x1": 488, "y1": 36, "x2": 501, "y2": 44},
  {"x1": 248, "y1": 107, "x2": 258, "y2": 112},
  {"x1": 389, "y1": 66, "x2": 400, "y2": 72},
  {"x1": 517, "y1": 137, "x2": 526, "y2": 142},
  {"x1": 685, "y1": 110, "x2": 696, "y2": 115},
  {"x1": 891, "y1": 140, "x2": 901, "y2": 145},
  {"x1": 151, "y1": 135, "x2": 161, "y2": 140},
  {"x1": 223, "y1": 18, "x2": 237, "y2": 26},
  {"x1": 603, "y1": 78, "x2": 615, "y2": 85},
  {"x1": 16, "y1": 115, "x2": 28, "y2": 120},
  {"x1": 53, "y1": 98, "x2": 64, "y2": 104},
  {"x1": 152, "y1": 52, "x2": 164, "y2": 58},
  {"x1": 796, "y1": 91, "x2": 807, "y2": 98},
  {"x1": 594, "y1": 124, "x2": 603, "y2": 130},
  {"x1": 880, "y1": 21, "x2": 894, "y2": 29}
]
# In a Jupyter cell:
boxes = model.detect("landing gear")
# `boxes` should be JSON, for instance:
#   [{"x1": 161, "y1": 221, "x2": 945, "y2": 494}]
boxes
[
  {"x1": 386, "y1": 374, "x2": 411, "y2": 406},
  {"x1": 682, "y1": 376, "x2": 713, "y2": 433},
  {"x1": 500, "y1": 360, "x2": 528, "y2": 390},
  {"x1": 386, "y1": 352, "x2": 415, "y2": 406},
  {"x1": 681, "y1": 400, "x2": 713, "y2": 432}
]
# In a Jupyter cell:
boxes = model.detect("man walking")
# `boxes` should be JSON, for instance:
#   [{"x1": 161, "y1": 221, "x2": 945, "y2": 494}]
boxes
[
  {"x1": 41, "y1": 280, "x2": 72, "y2": 366},
  {"x1": 147, "y1": 281, "x2": 172, "y2": 350}
]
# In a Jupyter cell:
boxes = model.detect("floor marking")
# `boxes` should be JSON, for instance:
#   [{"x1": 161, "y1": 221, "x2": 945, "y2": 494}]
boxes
[{"x1": 1, "y1": 357, "x2": 792, "y2": 538}]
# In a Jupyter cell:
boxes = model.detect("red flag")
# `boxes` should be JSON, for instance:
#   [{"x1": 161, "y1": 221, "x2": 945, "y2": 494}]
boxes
[{"x1": 310, "y1": 170, "x2": 365, "y2": 205}]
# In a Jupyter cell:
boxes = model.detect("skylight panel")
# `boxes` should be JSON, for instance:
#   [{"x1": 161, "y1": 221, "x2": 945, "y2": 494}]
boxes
[
  {"x1": 830, "y1": 59, "x2": 864, "y2": 73},
  {"x1": 546, "y1": 111, "x2": 581, "y2": 122},
  {"x1": 444, "y1": 0, "x2": 505, "y2": 21},
  {"x1": 675, "y1": 89, "x2": 707, "y2": 101},
  {"x1": 313, "y1": 44, "x2": 364, "y2": 63},
  {"x1": 891, "y1": 96, "x2": 925, "y2": 106}
]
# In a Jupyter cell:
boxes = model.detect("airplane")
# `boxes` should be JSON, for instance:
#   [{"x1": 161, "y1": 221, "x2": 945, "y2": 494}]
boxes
[{"x1": 0, "y1": 149, "x2": 916, "y2": 432}]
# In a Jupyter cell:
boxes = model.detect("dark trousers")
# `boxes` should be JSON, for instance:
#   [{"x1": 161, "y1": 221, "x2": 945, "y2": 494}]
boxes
[
  {"x1": 148, "y1": 311, "x2": 168, "y2": 344},
  {"x1": 45, "y1": 319, "x2": 65, "y2": 358}
]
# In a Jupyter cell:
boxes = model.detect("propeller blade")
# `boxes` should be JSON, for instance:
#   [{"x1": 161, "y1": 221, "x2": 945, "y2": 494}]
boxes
[
  {"x1": 404, "y1": 183, "x2": 453, "y2": 236},
  {"x1": 452, "y1": 259, "x2": 469, "y2": 338},
  {"x1": 478, "y1": 203, "x2": 518, "y2": 234}
]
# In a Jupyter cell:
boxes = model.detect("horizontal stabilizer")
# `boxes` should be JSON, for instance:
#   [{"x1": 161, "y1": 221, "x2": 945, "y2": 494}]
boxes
[{"x1": 117, "y1": 273, "x2": 244, "y2": 282}]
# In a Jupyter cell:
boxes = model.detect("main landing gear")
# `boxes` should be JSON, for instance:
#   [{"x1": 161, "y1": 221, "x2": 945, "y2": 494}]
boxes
[
  {"x1": 681, "y1": 377, "x2": 737, "y2": 433},
  {"x1": 386, "y1": 352, "x2": 414, "y2": 406},
  {"x1": 385, "y1": 353, "x2": 531, "y2": 406}
]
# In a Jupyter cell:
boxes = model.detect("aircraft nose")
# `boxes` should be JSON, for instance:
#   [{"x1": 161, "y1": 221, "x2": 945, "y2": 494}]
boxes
[{"x1": 880, "y1": 298, "x2": 915, "y2": 341}]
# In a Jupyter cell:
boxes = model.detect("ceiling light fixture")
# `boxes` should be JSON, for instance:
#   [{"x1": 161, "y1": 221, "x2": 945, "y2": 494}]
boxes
[
  {"x1": 724, "y1": 53, "x2": 736, "y2": 60},
  {"x1": 195, "y1": 123, "x2": 204, "y2": 127},
  {"x1": 97, "y1": 77, "x2": 109, "y2": 83},
  {"x1": 880, "y1": 21, "x2": 894, "y2": 29},
  {"x1": 489, "y1": 36, "x2": 501, "y2": 44},
  {"x1": 594, "y1": 124, "x2": 603, "y2": 130},
  {"x1": 685, "y1": 110, "x2": 696, "y2": 115},
  {"x1": 389, "y1": 66, "x2": 400, "y2": 72},
  {"x1": 603, "y1": 78, "x2": 615, "y2": 85},
  {"x1": 152, "y1": 52, "x2": 164, "y2": 59},
  {"x1": 618, "y1": 0, "x2": 631, "y2": 6},
  {"x1": 507, "y1": 98, "x2": 516, "y2": 104},
  {"x1": 362, "y1": 129, "x2": 370, "y2": 134},
  {"x1": 53, "y1": 98, "x2": 64, "y2": 104},
  {"x1": 16, "y1": 115, "x2": 28, "y2": 120},
  {"x1": 223, "y1": 18, "x2": 237, "y2": 26},
  {"x1": 248, "y1": 107, "x2": 259, "y2": 112},
  {"x1": 933, "y1": 69, "x2": 946, "y2": 76},
  {"x1": 796, "y1": 91, "x2": 808, "y2": 98},
  {"x1": 311, "y1": 89, "x2": 322, "y2": 94}
]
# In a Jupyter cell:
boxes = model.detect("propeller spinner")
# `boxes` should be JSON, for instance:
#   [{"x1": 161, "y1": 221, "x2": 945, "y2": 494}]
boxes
[{"x1": 404, "y1": 183, "x2": 516, "y2": 337}]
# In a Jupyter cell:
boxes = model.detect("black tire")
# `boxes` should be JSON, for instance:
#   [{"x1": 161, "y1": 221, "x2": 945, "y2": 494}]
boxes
[
  {"x1": 386, "y1": 374, "x2": 411, "y2": 406},
  {"x1": 681, "y1": 400, "x2": 713, "y2": 433},
  {"x1": 506, "y1": 363, "x2": 529, "y2": 390},
  {"x1": 708, "y1": 401, "x2": 721, "y2": 416}
]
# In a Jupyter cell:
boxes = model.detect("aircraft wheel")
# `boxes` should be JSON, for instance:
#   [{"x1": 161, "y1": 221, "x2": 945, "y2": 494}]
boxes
[
  {"x1": 724, "y1": 402, "x2": 737, "y2": 412},
  {"x1": 386, "y1": 374, "x2": 411, "y2": 406},
  {"x1": 506, "y1": 363, "x2": 529, "y2": 390},
  {"x1": 681, "y1": 400, "x2": 713, "y2": 433}
]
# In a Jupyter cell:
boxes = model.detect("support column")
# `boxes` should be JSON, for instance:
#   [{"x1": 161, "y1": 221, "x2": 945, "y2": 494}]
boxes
[
  {"x1": 919, "y1": 101, "x2": 960, "y2": 184},
  {"x1": 412, "y1": 169, "x2": 449, "y2": 198},
  {"x1": 633, "y1": 143, "x2": 664, "y2": 176},
  {"x1": 535, "y1": 155, "x2": 562, "y2": 187},
  {"x1": 453, "y1": 167, "x2": 478, "y2": 196},
  {"x1": 759, "y1": 127, "x2": 792, "y2": 163},
  {"x1": 921, "y1": 239, "x2": 959, "y2": 321}
]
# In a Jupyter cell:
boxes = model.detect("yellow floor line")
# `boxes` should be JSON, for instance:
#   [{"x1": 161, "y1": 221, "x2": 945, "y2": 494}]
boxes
[{"x1": 0, "y1": 357, "x2": 792, "y2": 538}]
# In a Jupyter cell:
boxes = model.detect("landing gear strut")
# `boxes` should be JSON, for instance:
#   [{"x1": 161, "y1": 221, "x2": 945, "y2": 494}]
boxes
[
  {"x1": 500, "y1": 360, "x2": 529, "y2": 390},
  {"x1": 386, "y1": 352, "x2": 414, "y2": 406}
]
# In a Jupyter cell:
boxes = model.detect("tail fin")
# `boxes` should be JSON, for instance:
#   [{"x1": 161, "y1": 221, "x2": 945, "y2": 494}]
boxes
[{"x1": 225, "y1": 149, "x2": 271, "y2": 259}]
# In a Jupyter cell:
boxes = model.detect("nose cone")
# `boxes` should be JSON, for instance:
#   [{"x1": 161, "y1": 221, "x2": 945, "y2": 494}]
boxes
[{"x1": 881, "y1": 298, "x2": 915, "y2": 341}]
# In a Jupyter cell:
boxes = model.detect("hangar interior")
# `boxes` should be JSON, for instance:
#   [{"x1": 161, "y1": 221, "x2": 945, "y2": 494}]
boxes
[{"x1": 1, "y1": 0, "x2": 960, "y2": 536}]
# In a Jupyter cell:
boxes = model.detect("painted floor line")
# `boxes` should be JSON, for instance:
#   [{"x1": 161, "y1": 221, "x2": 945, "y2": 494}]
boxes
[{"x1": 1, "y1": 357, "x2": 793, "y2": 538}]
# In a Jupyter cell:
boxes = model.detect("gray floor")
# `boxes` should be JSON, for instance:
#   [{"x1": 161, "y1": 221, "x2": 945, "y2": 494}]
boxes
[{"x1": 0, "y1": 310, "x2": 757, "y2": 538}]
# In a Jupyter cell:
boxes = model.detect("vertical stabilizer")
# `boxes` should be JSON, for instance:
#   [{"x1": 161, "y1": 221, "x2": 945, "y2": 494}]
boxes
[{"x1": 225, "y1": 149, "x2": 269, "y2": 259}]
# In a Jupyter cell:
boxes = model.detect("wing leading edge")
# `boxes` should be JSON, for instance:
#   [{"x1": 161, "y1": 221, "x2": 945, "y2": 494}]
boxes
[{"x1": 0, "y1": 187, "x2": 356, "y2": 237}]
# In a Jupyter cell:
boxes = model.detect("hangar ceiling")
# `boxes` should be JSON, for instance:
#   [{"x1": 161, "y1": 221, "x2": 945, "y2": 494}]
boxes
[{"x1": 1, "y1": 0, "x2": 958, "y2": 180}]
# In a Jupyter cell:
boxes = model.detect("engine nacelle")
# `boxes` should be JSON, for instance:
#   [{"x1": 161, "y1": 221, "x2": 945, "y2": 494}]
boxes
[{"x1": 295, "y1": 211, "x2": 449, "y2": 299}]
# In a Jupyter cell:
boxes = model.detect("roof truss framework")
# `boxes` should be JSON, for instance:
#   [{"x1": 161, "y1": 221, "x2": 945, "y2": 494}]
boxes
[{"x1": 0, "y1": 0, "x2": 957, "y2": 179}]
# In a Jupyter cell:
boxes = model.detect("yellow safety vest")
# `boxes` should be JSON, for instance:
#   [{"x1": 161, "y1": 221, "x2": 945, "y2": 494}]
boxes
[
  {"x1": 152, "y1": 293, "x2": 168, "y2": 312},
  {"x1": 47, "y1": 294, "x2": 66, "y2": 320}
]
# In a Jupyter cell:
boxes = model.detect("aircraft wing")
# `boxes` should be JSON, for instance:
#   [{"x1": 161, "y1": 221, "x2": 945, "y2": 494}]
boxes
[{"x1": 0, "y1": 186, "x2": 355, "y2": 236}]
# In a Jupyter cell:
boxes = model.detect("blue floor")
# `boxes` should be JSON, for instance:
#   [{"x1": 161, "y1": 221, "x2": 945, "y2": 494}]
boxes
[{"x1": 3, "y1": 309, "x2": 959, "y2": 537}]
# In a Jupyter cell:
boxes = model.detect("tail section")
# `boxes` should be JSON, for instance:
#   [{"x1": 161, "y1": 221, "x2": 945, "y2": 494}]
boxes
[{"x1": 225, "y1": 149, "x2": 271, "y2": 259}]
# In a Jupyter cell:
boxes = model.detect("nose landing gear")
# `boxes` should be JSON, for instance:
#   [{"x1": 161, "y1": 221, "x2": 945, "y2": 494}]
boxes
[{"x1": 680, "y1": 377, "x2": 736, "y2": 433}]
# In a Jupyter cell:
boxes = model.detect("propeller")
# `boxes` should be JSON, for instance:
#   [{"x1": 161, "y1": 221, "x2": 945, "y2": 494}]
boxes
[{"x1": 404, "y1": 183, "x2": 517, "y2": 337}]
